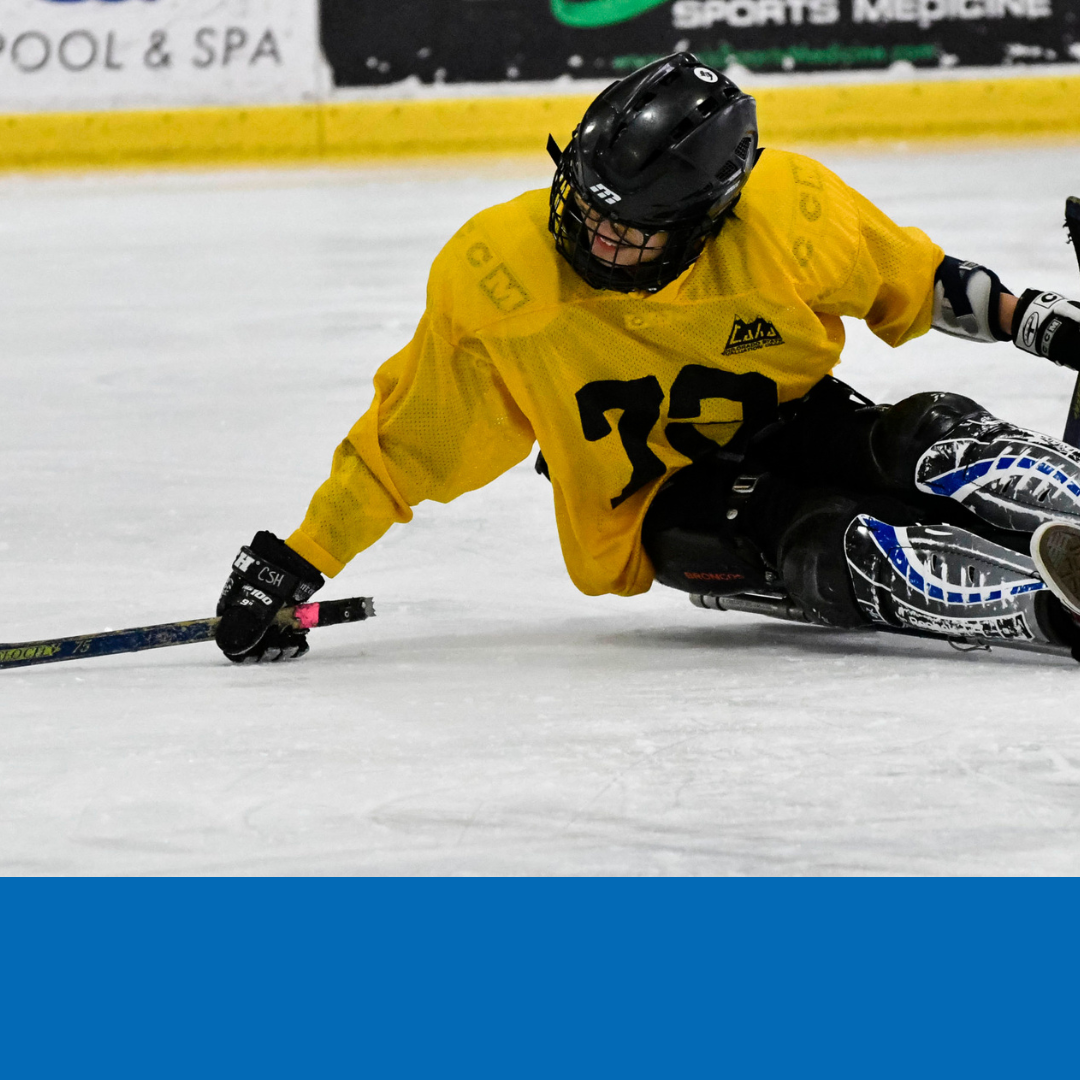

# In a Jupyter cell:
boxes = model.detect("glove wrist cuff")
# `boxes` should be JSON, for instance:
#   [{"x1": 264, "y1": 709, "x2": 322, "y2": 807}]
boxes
[
  {"x1": 231, "y1": 546, "x2": 321, "y2": 604},
  {"x1": 1013, "y1": 288, "x2": 1071, "y2": 360}
]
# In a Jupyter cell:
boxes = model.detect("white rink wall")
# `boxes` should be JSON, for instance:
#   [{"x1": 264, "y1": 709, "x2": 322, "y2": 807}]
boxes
[{"x1": 0, "y1": 0, "x2": 323, "y2": 111}]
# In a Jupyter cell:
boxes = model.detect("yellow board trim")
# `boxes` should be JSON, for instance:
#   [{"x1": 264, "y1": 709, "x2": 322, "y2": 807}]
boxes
[{"x1": 2, "y1": 74, "x2": 1079, "y2": 171}]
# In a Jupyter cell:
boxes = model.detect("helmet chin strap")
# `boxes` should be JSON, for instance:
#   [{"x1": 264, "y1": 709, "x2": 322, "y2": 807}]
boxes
[{"x1": 546, "y1": 134, "x2": 563, "y2": 167}]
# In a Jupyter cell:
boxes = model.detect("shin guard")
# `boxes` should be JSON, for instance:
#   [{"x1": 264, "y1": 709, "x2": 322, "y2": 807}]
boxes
[
  {"x1": 844, "y1": 514, "x2": 1062, "y2": 647},
  {"x1": 916, "y1": 416, "x2": 1080, "y2": 532}
]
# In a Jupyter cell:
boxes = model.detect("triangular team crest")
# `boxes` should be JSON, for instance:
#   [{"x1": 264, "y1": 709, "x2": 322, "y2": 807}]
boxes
[{"x1": 722, "y1": 316, "x2": 784, "y2": 356}]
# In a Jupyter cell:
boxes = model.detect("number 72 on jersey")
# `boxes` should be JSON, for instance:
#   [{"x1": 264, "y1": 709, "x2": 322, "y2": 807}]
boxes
[{"x1": 575, "y1": 365, "x2": 779, "y2": 507}]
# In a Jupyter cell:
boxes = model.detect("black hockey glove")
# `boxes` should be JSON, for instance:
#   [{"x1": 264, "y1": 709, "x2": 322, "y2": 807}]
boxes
[
  {"x1": 1012, "y1": 289, "x2": 1080, "y2": 371},
  {"x1": 215, "y1": 531, "x2": 324, "y2": 663}
]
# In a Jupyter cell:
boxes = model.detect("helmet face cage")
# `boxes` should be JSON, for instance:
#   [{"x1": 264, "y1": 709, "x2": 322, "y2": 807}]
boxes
[
  {"x1": 547, "y1": 52, "x2": 757, "y2": 294},
  {"x1": 548, "y1": 146, "x2": 721, "y2": 294}
]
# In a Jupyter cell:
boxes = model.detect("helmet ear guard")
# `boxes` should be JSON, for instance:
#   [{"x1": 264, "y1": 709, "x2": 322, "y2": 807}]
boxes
[{"x1": 547, "y1": 52, "x2": 758, "y2": 294}]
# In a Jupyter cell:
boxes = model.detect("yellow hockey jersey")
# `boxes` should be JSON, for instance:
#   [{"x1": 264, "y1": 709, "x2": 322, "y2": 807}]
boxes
[{"x1": 286, "y1": 149, "x2": 943, "y2": 597}]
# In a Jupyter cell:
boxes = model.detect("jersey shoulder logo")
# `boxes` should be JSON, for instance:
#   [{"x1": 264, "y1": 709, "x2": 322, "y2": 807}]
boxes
[
  {"x1": 478, "y1": 263, "x2": 532, "y2": 313},
  {"x1": 722, "y1": 316, "x2": 784, "y2": 356}
]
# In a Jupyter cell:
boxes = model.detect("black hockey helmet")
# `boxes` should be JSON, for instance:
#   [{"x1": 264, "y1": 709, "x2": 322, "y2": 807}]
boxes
[{"x1": 548, "y1": 52, "x2": 758, "y2": 293}]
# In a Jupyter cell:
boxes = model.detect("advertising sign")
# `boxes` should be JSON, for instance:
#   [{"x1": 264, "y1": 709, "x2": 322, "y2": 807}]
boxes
[
  {"x1": 321, "y1": 0, "x2": 1078, "y2": 84},
  {"x1": 0, "y1": 0, "x2": 322, "y2": 112}
]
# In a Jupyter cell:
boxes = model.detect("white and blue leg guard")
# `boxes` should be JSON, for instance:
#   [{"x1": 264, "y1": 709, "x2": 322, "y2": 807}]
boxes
[
  {"x1": 844, "y1": 514, "x2": 1060, "y2": 647},
  {"x1": 916, "y1": 416, "x2": 1080, "y2": 533}
]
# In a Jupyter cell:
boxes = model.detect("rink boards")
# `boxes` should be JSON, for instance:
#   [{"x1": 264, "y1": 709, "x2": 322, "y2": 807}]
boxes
[
  {"x1": 2, "y1": 71, "x2": 1080, "y2": 170},
  {"x1": 1, "y1": 0, "x2": 1078, "y2": 170}
]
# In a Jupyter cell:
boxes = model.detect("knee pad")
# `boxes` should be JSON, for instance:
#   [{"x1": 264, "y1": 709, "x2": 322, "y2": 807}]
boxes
[
  {"x1": 776, "y1": 492, "x2": 932, "y2": 628},
  {"x1": 869, "y1": 392, "x2": 988, "y2": 489},
  {"x1": 776, "y1": 497, "x2": 870, "y2": 628}
]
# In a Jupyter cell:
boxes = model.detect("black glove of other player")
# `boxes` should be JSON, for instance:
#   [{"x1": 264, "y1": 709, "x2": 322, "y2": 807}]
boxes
[
  {"x1": 215, "y1": 531, "x2": 324, "y2": 663},
  {"x1": 1012, "y1": 289, "x2": 1080, "y2": 371}
]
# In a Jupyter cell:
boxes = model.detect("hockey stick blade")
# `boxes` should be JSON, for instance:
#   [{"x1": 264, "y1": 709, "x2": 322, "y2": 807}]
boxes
[
  {"x1": 1062, "y1": 196, "x2": 1080, "y2": 447},
  {"x1": 0, "y1": 596, "x2": 374, "y2": 671}
]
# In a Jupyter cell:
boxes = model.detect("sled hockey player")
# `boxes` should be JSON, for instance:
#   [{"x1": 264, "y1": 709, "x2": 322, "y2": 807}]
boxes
[{"x1": 214, "y1": 52, "x2": 1080, "y2": 664}]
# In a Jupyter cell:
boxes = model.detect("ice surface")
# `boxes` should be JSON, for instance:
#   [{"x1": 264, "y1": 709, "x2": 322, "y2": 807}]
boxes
[{"x1": 3, "y1": 145, "x2": 1080, "y2": 876}]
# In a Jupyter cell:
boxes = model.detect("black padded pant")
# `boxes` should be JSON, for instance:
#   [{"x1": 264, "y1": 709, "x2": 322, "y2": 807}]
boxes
[{"x1": 641, "y1": 377, "x2": 1025, "y2": 627}]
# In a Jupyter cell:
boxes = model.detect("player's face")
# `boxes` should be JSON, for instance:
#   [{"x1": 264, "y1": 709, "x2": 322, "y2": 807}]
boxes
[{"x1": 574, "y1": 193, "x2": 668, "y2": 267}]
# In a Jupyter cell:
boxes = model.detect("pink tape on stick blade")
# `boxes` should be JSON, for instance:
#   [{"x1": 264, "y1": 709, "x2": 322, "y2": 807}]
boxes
[{"x1": 294, "y1": 603, "x2": 320, "y2": 630}]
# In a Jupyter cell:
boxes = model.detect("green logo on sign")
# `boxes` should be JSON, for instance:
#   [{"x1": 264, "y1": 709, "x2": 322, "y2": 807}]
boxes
[{"x1": 550, "y1": 0, "x2": 670, "y2": 29}]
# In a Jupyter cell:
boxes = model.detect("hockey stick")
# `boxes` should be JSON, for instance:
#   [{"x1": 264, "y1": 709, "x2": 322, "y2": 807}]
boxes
[
  {"x1": 0, "y1": 596, "x2": 374, "y2": 671},
  {"x1": 1061, "y1": 196, "x2": 1080, "y2": 448}
]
